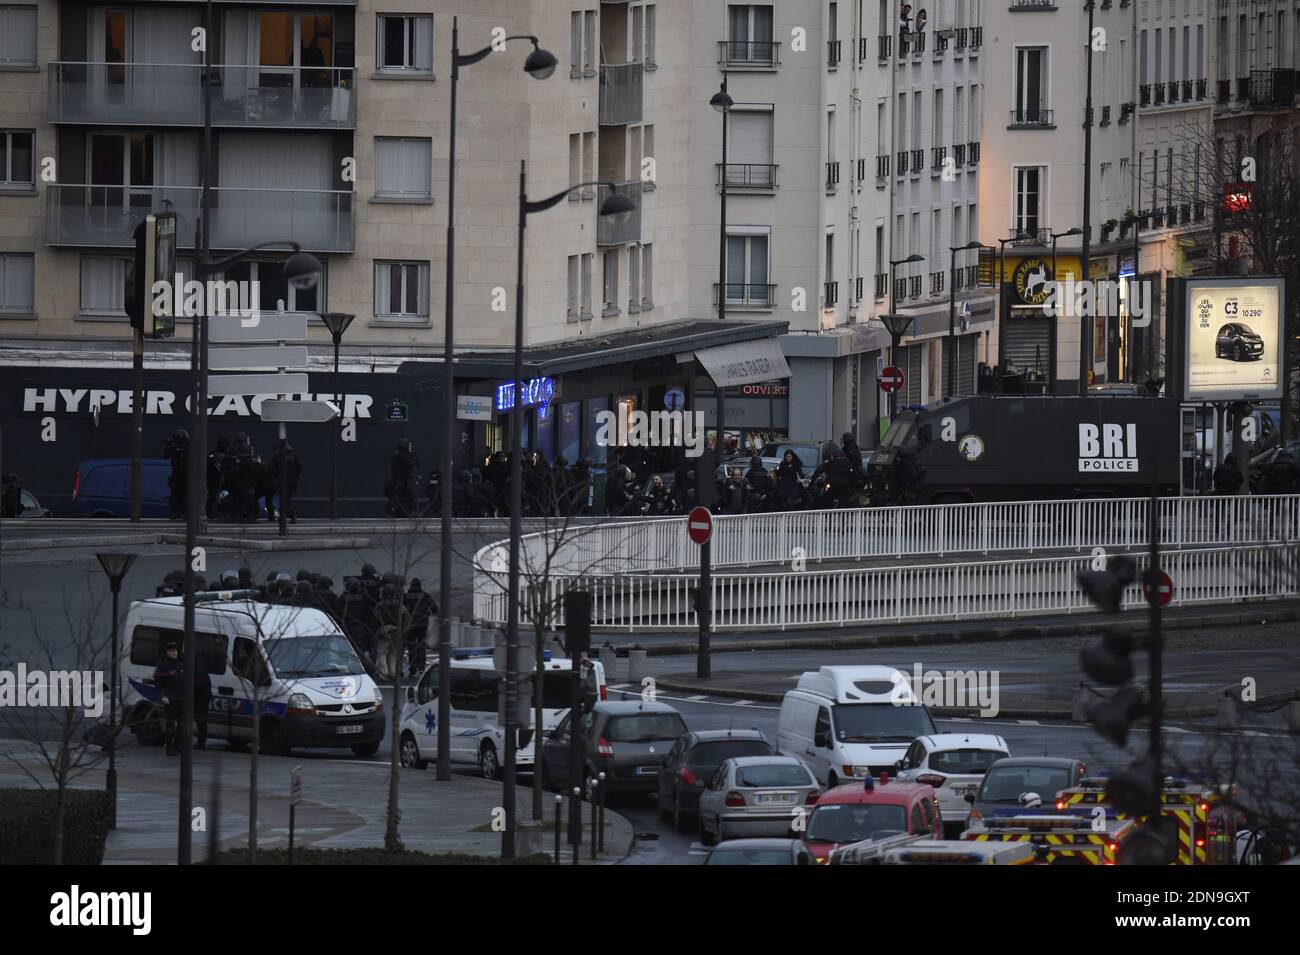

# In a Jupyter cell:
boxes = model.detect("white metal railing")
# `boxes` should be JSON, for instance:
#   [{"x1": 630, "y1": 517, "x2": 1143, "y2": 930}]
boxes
[
  {"x1": 475, "y1": 542, "x2": 1300, "y2": 631},
  {"x1": 472, "y1": 496, "x2": 1300, "y2": 630}
]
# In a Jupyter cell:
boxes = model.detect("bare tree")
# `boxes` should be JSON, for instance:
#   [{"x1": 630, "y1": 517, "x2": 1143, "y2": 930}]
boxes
[{"x1": 0, "y1": 583, "x2": 109, "y2": 864}]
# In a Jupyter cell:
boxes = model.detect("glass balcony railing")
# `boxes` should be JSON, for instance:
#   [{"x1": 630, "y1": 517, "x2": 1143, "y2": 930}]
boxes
[
  {"x1": 596, "y1": 181, "x2": 641, "y2": 245},
  {"x1": 47, "y1": 62, "x2": 357, "y2": 129},
  {"x1": 599, "y1": 62, "x2": 643, "y2": 126},
  {"x1": 45, "y1": 183, "x2": 354, "y2": 253}
]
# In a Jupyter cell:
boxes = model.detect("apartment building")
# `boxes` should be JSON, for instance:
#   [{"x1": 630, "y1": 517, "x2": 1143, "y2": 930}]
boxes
[{"x1": 688, "y1": 0, "x2": 994, "y2": 446}]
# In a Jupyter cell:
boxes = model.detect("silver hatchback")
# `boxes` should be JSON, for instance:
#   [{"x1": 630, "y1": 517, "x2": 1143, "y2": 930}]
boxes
[{"x1": 698, "y1": 756, "x2": 821, "y2": 845}]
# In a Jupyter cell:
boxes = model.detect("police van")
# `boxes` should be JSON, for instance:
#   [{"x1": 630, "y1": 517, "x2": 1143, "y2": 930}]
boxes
[
  {"x1": 398, "y1": 650, "x2": 607, "y2": 779},
  {"x1": 121, "y1": 593, "x2": 385, "y2": 756}
]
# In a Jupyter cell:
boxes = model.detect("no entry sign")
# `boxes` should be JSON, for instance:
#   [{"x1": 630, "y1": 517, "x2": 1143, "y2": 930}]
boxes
[
  {"x1": 687, "y1": 506, "x2": 713, "y2": 545},
  {"x1": 879, "y1": 366, "x2": 905, "y2": 393},
  {"x1": 1143, "y1": 570, "x2": 1174, "y2": 607}
]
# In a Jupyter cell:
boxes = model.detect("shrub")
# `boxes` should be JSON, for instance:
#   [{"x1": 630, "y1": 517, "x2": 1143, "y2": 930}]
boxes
[{"x1": 0, "y1": 788, "x2": 112, "y2": 865}]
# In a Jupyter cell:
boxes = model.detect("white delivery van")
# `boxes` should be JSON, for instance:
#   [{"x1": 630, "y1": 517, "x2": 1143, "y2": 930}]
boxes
[
  {"x1": 397, "y1": 649, "x2": 607, "y2": 779},
  {"x1": 777, "y1": 666, "x2": 938, "y2": 788},
  {"x1": 121, "y1": 595, "x2": 384, "y2": 756}
]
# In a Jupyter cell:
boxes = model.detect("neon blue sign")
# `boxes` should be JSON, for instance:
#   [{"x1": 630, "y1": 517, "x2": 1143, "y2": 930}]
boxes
[{"x1": 495, "y1": 376, "x2": 556, "y2": 413}]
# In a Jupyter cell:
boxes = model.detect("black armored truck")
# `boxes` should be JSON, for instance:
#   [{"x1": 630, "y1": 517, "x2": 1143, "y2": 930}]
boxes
[{"x1": 868, "y1": 395, "x2": 1182, "y2": 505}]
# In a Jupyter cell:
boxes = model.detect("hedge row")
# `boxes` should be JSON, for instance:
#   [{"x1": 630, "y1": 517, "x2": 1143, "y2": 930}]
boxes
[{"x1": 0, "y1": 788, "x2": 112, "y2": 865}]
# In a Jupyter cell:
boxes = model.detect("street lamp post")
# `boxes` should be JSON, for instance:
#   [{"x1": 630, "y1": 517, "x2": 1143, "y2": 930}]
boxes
[
  {"x1": 1081, "y1": 0, "x2": 1096, "y2": 383},
  {"x1": 1050, "y1": 227, "x2": 1083, "y2": 394},
  {"x1": 96, "y1": 552, "x2": 137, "y2": 831},
  {"x1": 698, "y1": 76, "x2": 733, "y2": 683},
  {"x1": 320, "y1": 313, "x2": 355, "y2": 521},
  {"x1": 440, "y1": 19, "x2": 556, "y2": 784},
  {"x1": 946, "y1": 241, "x2": 983, "y2": 399},
  {"x1": 501, "y1": 168, "x2": 634, "y2": 859},
  {"x1": 885, "y1": 254, "x2": 925, "y2": 421}
]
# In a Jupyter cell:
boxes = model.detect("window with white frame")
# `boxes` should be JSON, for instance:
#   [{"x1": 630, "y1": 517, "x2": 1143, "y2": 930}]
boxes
[
  {"x1": 726, "y1": 4, "x2": 776, "y2": 64},
  {"x1": 1014, "y1": 46, "x2": 1049, "y2": 121},
  {"x1": 628, "y1": 245, "x2": 641, "y2": 312},
  {"x1": 641, "y1": 243, "x2": 653, "y2": 308},
  {"x1": 0, "y1": 6, "x2": 38, "y2": 66},
  {"x1": 374, "y1": 137, "x2": 431, "y2": 200},
  {"x1": 567, "y1": 254, "x2": 580, "y2": 321},
  {"x1": 0, "y1": 130, "x2": 34, "y2": 188},
  {"x1": 0, "y1": 252, "x2": 34, "y2": 314},
  {"x1": 80, "y1": 256, "x2": 132, "y2": 317},
  {"x1": 724, "y1": 231, "x2": 769, "y2": 304},
  {"x1": 570, "y1": 11, "x2": 583, "y2": 77},
  {"x1": 374, "y1": 260, "x2": 428, "y2": 321},
  {"x1": 584, "y1": 11, "x2": 597, "y2": 75},
  {"x1": 645, "y1": 4, "x2": 657, "y2": 66},
  {"x1": 377, "y1": 14, "x2": 433, "y2": 74},
  {"x1": 602, "y1": 250, "x2": 619, "y2": 316},
  {"x1": 580, "y1": 252, "x2": 593, "y2": 318},
  {"x1": 1013, "y1": 166, "x2": 1046, "y2": 236}
]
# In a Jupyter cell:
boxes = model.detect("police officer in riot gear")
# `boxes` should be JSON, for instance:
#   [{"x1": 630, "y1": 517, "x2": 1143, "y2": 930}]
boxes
[{"x1": 388, "y1": 439, "x2": 421, "y2": 517}]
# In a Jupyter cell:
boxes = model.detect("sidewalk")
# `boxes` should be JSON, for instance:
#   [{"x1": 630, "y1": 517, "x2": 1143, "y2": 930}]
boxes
[{"x1": 0, "y1": 744, "x2": 632, "y2": 865}]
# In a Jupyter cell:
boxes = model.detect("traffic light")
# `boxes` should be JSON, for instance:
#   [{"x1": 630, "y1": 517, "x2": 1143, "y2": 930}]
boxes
[
  {"x1": 1077, "y1": 557, "x2": 1147, "y2": 744},
  {"x1": 1086, "y1": 685, "x2": 1147, "y2": 746},
  {"x1": 1080, "y1": 629, "x2": 1138, "y2": 686},
  {"x1": 131, "y1": 212, "x2": 178, "y2": 339},
  {"x1": 1077, "y1": 555, "x2": 1137, "y2": 613}
]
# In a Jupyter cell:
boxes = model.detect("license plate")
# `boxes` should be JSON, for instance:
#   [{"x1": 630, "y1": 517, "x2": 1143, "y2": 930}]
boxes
[
  {"x1": 336, "y1": 724, "x2": 364, "y2": 734},
  {"x1": 756, "y1": 793, "x2": 796, "y2": 805},
  {"x1": 635, "y1": 766, "x2": 657, "y2": 775}
]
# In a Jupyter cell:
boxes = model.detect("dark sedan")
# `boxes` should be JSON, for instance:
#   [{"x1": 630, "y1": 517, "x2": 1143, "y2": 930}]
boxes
[
  {"x1": 543, "y1": 700, "x2": 687, "y2": 795},
  {"x1": 657, "y1": 728, "x2": 774, "y2": 829},
  {"x1": 704, "y1": 838, "x2": 814, "y2": 865},
  {"x1": 962, "y1": 757, "x2": 1088, "y2": 830}
]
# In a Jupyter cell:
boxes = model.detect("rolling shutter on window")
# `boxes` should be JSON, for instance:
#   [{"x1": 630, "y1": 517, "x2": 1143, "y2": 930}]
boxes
[
  {"x1": 728, "y1": 112, "x2": 773, "y2": 185},
  {"x1": 1003, "y1": 318, "x2": 1052, "y2": 378}
]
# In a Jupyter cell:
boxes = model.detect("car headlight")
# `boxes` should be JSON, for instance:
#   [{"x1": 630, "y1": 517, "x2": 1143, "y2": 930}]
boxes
[{"x1": 288, "y1": 693, "x2": 315, "y2": 716}]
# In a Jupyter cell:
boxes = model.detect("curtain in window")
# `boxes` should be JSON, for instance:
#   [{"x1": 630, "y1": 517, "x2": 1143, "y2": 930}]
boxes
[{"x1": 376, "y1": 138, "x2": 430, "y2": 198}]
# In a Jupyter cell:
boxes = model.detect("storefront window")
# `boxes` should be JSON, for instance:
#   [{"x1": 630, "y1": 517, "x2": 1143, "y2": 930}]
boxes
[
  {"x1": 559, "y1": 400, "x2": 581, "y2": 463},
  {"x1": 586, "y1": 397, "x2": 610, "y2": 464}
]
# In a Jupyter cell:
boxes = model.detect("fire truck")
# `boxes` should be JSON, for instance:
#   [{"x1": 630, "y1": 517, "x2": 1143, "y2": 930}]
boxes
[
  {"x1": 882, "y1": 840, "x2": 1036, "y2": 865},
  {"x1": 962, "y1": 813, "x2": 1136, "y2": 864},
  {"x1": 1053, "y1": 776, "x2": 1239, "y2": 865}
]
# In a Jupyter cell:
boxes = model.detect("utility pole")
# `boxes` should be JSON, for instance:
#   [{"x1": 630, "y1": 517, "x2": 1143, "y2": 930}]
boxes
[{"x1": 1080, "y1": 0, "x2": 1096, "y2": 389}]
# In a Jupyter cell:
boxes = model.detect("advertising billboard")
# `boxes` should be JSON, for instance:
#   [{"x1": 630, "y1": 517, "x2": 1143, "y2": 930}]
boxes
[{"x1": 1183, "y1": 277, "x2": 1284, "y2": 401}]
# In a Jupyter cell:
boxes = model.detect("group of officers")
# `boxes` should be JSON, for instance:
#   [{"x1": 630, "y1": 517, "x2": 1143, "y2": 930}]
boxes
[
  {"x1": 154, "y1": 563, "x2": 437, "y2": 681},
  {"x1": 165, "y1": 430, "x2": 302, "y2": 523}
]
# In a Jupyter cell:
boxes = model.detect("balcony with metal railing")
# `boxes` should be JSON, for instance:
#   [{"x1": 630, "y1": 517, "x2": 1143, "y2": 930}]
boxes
[
  {"x1": 970, "y1": 27, "x2": 982, "y2": 50},
  {"x1": 1010, "y1": 227, "x2": 1050, "y2": 245},
  {"x1": 1216, "y1": 79, "x2": 1231, "y2": 103},
  {"x1": 1249, "y1": 69, "x2": 1297, "y2": 108},
  {"x1": 929, "y1": 270, "x2": 945, "y2": 295},
  {"x1": 45, "y1": 183, "x2": 355, "y2": 252},
  {"x1": 878, "y1": 34, "x2": 892, "y2": 59},
  {"x1": 824, "y1": 281, "x2": 839, "y2": 306},
  {"x1": 827, "y1": 39, "x2": 842, "y2": 67},
  {"x1": 894, "y1": 277, "x2": 907, "y2": 301},
  {"x1": 1140, "y1": 84, "x2": 1152, "y2": 106},
  {"x1": 931, "y1": 145, "x2": 946, "y2": 172},
  {"x1": 717, "y1": 163, "x2": 778, "y2": 190},
  {"x1": 909, "y1": 274, "x2": 922, "y2": 297},
  {"x1": 826, "y1": 161, "x2": 841, "y2": 187},
  {"x1": 910, "y1": 149, "x2": 924, "y2": 173},
  {"x1": 717, "y1": 40, "x2": 781, "y2": 67},
  {"x1": 599, "y1": 61, "x2": 643, "y2": 125},
  {"x1": 1009, "y1": 107, "x2": 1054, "y2": 128},
  {"x1": 855, "y1": 276, "x2": 865, "y2": 301},
  {"x1": 1196, "y1": 78, "x2": 1207, "y2": 100},
  {"x1": 875, "y1": 272, "x2": 888, "y2": 298},
  {"x1": 910, "y1": 32, "x2": 926, "y2": 55},
  {"x1": 934, "y1": 33, "x2": 949, "y2": 55},
  {"x1": 953, "y1": 143, "x2": 966, "y2": 165},
  {"x1": 597, "y1": 181, "x2": 641, "y2": 245},
  {"x1": 1009, "y1": 0, "x2": 1057, "y2": 8},
  {"x1": 713, "y1": 282, "x2": 777, "y2": 308},
  {"x1": 47, "y1": 62, "x2": 357, "y2": 128},
  {"x1": 954, "y1": 27, "x2": 968, "y2": 50},
  {"x1": 897, "y1": 150, "x2": 909, "y2": 174}
]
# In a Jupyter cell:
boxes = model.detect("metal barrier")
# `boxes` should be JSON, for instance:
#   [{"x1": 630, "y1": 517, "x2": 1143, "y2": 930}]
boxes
[{"x1": 472, "y1": 496, "x2": 1300, "y2": 630}]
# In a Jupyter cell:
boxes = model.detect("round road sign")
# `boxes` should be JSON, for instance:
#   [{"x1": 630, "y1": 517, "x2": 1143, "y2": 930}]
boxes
[
  {"x1": 1143, "y1": 571, "x2": 1174, "y2": 607},
  {"x1": 879, "y1": 366, "x2": 905, "y2": 393},
  {"x1": 687, "y1": 506, "x2": 713, "y2": 545}
]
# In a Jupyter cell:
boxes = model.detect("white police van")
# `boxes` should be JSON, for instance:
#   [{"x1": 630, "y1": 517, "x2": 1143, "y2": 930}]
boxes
[
  {"x1": 121, "y1": 594, "x2": 385, "y2": 756},
  {"x1": 398, "y1": 649, "x2": 607, "y2": 778}
]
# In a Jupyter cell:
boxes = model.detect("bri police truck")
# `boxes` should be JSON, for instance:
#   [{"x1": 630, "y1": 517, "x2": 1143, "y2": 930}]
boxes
[{"x1": 868, "y1": 396, "x2": 1182, "y2": 505}]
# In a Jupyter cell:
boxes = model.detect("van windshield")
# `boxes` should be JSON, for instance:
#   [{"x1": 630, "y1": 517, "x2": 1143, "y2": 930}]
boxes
[
  {"x1": 806, "y1": 803, "x2": 908, "y2": 843},
  {"x1": 832, "y1": 703, "x2": 936, "y2": 742},
  {"x1": 265, "y1": 634, "x2": 364, "y2": 678}
]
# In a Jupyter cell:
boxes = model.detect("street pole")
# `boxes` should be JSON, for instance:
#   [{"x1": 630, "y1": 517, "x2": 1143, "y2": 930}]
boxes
[
  {"x1": 502, "y1": 160, "x2": 528, "y2": 859},
  {"x1": 179, "y1": 0, "x2": 214, "y2": 865},
  {"x1": 107, "y1": 579, "x2": 120, "y2": 828},
  {"x1": 278, "y1": 425, "x2": 288, "y2": 536},
  {"x1": 1147, "y1": 482, "x2": 1162, "y2": 782},
  {"x1": 889, "y1": 262, "x2": 899, "y2": 423},
  {"x1": 330, "y1": 329, "x2": 342, "y2": 520},
  {"x1": 131, "y1": 321, "x2": 143, "y2": 522},
  {"x1": 1080, "y1": 0, "x2": 1096, "y2": 388},
  {"x1": 946, "y1": 248, "x2": 957, "y2": 399},
  {"x1": 437, "y1": 16, "x2": 464, "y2": 784}
]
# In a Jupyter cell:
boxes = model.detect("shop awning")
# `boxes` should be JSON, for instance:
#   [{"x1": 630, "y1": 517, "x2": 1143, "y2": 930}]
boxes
[{"x1": 693, "y1": 336, "x2": 792, "y2": 387}]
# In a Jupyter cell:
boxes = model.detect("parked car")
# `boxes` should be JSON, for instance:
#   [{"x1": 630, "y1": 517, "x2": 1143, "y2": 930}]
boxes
[
  {"x1": 963, "y1": 757, "x2": 1089, "y2": 830},
  {"x1": 5, "y1": 487, "x2": 52, "y2": 517},
  {"x1": 73, "y1": 458, "x2": 171, "y2": 518},
  {"x1": 777, "y1": 665, "x2": 938, "y2": 788},
  {"x1": 697, "y1": 756, "x2": 821, "y2": 845},
  {"x1": 657, "y1": 728, "x2": 774, "y2": 829},
  {"x1": 893, "y1": 733, "x2": 1010, "y2": 835},
  {"x1": 802, "y1": 776, "x2": 942, "y2": 863},
  {"x1": 703, "y1": 838, "x2": 814, "y2": 865},
  {"x1": 543, "y1": 699, "x2": 686, "y2": 795},
  {"x1": 1215, "y1": 322, "x2": 1265, "y2": 361}
]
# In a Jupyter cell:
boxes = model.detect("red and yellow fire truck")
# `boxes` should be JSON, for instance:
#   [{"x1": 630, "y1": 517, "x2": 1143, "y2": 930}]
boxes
[{"x1": 963, "y1": 813, "x2": 1136, "y2": 864}]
